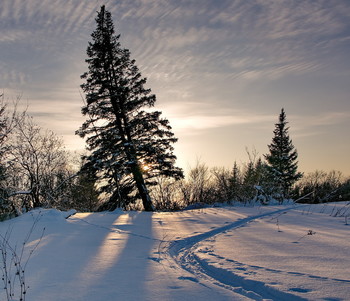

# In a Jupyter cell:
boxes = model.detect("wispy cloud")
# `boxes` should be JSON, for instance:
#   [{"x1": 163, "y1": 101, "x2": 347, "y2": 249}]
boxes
[
  {"x1": 170, "y1": 113, "x2": 273, "y2": 134},
  {"x1": 119, "y1": 0, "x2": 350, "y2": 83},
  {"x1": 0, "y1": 29, "x2": 29, "y2": 43},
  {"x1": 0, "y1": 63, "x2": 27, "y2": 87},
  {"x1": 0, "y1": 0, "x2": 101, "y2": 52},
  {"x1": 288, "y1": 111, "x2": 350, "y2": 140},
  {"x1": 160, "y1": 102, "x2": 274, "y2": 134},
  {"x1": 293, "y1": 111, "x2": 350, "y2": 129},
  {"x1": 211, "y1": 1, "x2": 349, "y2": 39},
  {"x1": 1, "y1": 0, "x2": 349, "y2": 173}
]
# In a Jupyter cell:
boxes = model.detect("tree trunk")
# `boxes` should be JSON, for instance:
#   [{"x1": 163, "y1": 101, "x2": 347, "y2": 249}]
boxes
[
  {"x1": 131, "y1": 164, "x2": 154, "y2": 211},
  {"x1": 109, "y1": 97, "x2": 153, "y2": 211}
]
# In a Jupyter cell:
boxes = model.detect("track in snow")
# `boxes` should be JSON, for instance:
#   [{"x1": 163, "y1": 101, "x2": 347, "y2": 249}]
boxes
[{"x1": 168, "y1": 206, "x2": 308, "y2": 301}]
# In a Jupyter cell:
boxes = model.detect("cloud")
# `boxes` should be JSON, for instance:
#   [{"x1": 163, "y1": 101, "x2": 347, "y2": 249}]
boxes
[
  {"x1": 1, "y1": 0, "x2": 349, "y2": 174},
  {"x1": 0, "y1": 0, "x2": 101, "y2": 50},
  {"x1": 289, "y1": 111, "x2": 350, "y2": 139},
  {"x1": 293, "y1": 111, "x2": 350, "y2": 128},
  {"x1": 0, "y1": 65, "x2": 27, "y2": 87},
  {"x1": 234, "y1": 61, "x2": 320, "y2": 81},
  {"x1": 210, "y1": 0, "x2": 349, "y2": 39},
  {"x1": 0, "y1": 29, "x2": 29, "y2": 43},
  {"x1": 159, "y1": 102, "x2": 274, "y2": 134},
  {"x1": 170, "y1": 114, "x2": 273, "y2": 133},
  {"x1": 181, "y1": 1, "x2": 350, "y2": 80}
]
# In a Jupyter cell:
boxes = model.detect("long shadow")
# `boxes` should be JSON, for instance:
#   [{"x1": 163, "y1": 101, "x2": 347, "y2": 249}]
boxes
[
  {"x1": 24, "y1": 213, "x2": 124, "y2": 301},
  {"x1": 87, "y1": 211, "x2": 154, "y2": 300},
  {"x1": 78, "y1": 211, "x2": 155, "y2": 301}
]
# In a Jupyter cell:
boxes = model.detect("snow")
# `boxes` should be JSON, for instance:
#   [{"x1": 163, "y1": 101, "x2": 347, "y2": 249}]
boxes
[{"x1": 0, "y1": 202, "x2": 349, "y2": 301}]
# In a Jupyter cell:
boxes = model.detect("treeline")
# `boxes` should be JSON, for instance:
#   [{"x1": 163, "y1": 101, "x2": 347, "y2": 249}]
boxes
[
  {"x1": 0, "y1": 95, "x2": 99, "y2": 220},
  {"x1": 151, "y1": 160, "x2": 350, "y2": 211},
  {"x1": 0, "y1": 96, "x2": 349, "y2": 218}
]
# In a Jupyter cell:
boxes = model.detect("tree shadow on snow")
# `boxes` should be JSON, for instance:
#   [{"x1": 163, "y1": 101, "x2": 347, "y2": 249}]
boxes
[{"x1": 25, "y1": 211, "x2": 155, "y2": 301}]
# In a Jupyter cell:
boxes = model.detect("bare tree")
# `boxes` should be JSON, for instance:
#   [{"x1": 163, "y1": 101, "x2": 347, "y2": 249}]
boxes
[
  {"x1": 179, "y1": 161, "x2": 214, "y2": 206},
  {"x1": 0, "y1": 95, "x2": 22, "y2": 218},
  {"x1": 294, "y1": 170, "x2": 345, "y2": 203},
  {"x1": 150, "y1": 176, "x2": 183, "y2": 210},
  {"x1": 211, "y1": 167, "x2": 233, "y2": 203},
  {"x1": 8, "y1": 113, "x2": 69, "y2": 209}
]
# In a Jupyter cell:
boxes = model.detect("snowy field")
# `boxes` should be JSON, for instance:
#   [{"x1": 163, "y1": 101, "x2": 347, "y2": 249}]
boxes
[{"x1": 0, "y1": 202, "x2": 349, "y2": 301}]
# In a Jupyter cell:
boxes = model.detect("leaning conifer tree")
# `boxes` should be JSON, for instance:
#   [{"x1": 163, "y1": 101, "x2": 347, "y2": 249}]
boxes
[
  {"x1": 264, "y1": 108, "x2": 302, "y2": 199},
  {"x1": 77, "y1": 6, "x2": 183, "y2": 211}
]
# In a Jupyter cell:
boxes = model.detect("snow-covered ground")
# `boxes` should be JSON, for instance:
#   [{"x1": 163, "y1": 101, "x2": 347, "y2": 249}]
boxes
[{"x1": 0, "y1": 202, "x2": 349, "y2": 301}]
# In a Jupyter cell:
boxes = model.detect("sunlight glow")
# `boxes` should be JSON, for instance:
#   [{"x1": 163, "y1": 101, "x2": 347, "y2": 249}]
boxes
[
  {"x1": 139, "y1": 159, "x2": 153, "y2": 173},
  {"x1": 142, "y1": 163, "x2": 151, "y2": 172},
  {"x1": 77, "y1": 214, "x2": 131, "y2": 286}
]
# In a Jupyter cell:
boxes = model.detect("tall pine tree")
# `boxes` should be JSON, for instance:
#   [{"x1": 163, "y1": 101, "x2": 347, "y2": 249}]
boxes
[
  {"x1": 264, "y1": 108, "x2": 302, "y2": 198},
  {"x1": 77, "y1": 6, "x2": 183, "y2": 211}
]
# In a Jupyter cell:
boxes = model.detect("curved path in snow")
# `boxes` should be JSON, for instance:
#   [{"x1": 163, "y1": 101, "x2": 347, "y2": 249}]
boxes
[{"x1": 168, "y1": 206, "x2": 308, "y2": 301}]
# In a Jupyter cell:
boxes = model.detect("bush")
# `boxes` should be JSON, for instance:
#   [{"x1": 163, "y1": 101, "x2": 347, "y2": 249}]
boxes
[{"x1": 293, "y1": 170, "x2": 347, "y2": 203}]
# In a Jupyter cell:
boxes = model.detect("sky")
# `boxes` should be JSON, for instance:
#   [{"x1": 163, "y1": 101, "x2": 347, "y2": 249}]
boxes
[{"x1": 1, "y1": 0, "x2": 350, "y2": 175}]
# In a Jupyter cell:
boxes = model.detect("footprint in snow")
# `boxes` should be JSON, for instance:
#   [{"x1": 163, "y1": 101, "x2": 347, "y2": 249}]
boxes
[
  {"x1": 178, "y1": 276, "x2": 199, "y2": 283},
  {"x1": 168, "y1": 285, "x2": 182, "y2": 289},
  {"x1": 148, "y1": 256, "x2": 162, "y2": 263},
  {"x1": 289, "y1": 288, "x2": 311, "y2": 293}
]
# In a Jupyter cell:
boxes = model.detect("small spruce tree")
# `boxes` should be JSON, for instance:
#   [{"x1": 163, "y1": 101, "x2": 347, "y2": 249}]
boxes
[
  {"x1": 77, "y1": 6, "x2": 183, "y2": 211},
  {"x1": 230, "y1": 161, "x2": 242, "y2": 202},
  {"x1": 264, "y1": 108, "x2": 302, "y2": 199}
]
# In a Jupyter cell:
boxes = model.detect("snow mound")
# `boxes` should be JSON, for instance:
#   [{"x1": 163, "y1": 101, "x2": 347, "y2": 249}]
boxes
[{"x1": 14, "y1": 208, "x2": 77, "y2": 223}]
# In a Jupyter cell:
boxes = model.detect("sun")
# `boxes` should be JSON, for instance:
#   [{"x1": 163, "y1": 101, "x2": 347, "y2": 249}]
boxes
[
  {"x1": 139, "y1": 159, "x2": 152, "y2": 173},
  {"x1": 142, "y1": 164, "x2": 151, "y2": 172}
]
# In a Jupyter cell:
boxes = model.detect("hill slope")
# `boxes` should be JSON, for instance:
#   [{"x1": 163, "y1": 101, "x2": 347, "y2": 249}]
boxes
[{"x1": 0, "y1": 202, "x2": 349, "y2": 300}]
